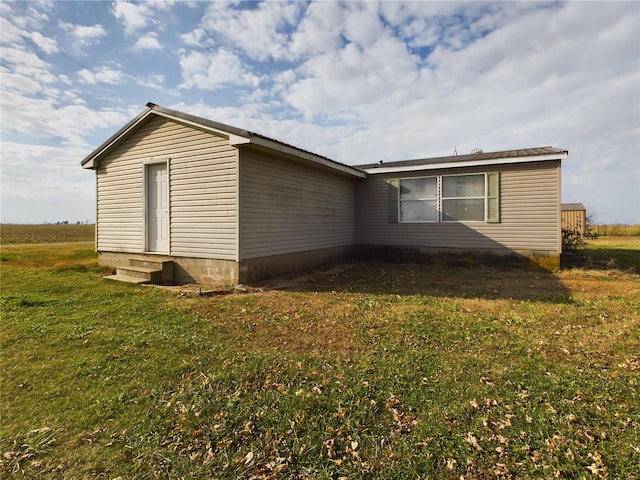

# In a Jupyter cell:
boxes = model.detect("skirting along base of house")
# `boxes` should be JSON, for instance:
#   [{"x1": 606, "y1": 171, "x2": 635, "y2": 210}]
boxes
[
  {"x1": 99, "y1": 245, "x2": 354, "y2": 286},
  {"x1": 239, "y1": 245, "x2": 355, "y2": 284},
  {"x1": 354, "y1": 245, "x2": 560, "y2": 271},
  {"x1": 99, "y1": 243, "x2": 558, "y2": 287}
]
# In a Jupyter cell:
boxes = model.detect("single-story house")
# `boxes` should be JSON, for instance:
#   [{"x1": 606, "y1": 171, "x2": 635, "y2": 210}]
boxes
[
  {"x1": 561, "y1": 203, "x2": 587, "y2": 234},
  {"x1": 81, "y1": 103, "x2": 568, "y2": 285}
]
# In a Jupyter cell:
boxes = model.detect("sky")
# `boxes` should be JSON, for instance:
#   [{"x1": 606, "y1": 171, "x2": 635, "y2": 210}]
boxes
[{"x1": 1, "y1": 0, "x2": 639, "y2": 225}]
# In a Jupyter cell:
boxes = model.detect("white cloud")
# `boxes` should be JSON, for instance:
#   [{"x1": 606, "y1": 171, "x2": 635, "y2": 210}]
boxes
[
  {"x1": 111, "y1": 0, "x2": 149, "y2": 34},
  {"x1": 1, "y1": 10, "x2": 58, "y2": 53},
  {"x1": 0, "y1": 1, "x2": 11, "y2": 16},
  {"x1": 0, "y1": 91, "x2": 128, "y2": 146},
  {"x1": 341, "y1": 2, "x2": 387, "y2": 48},
  {"x1": 0, "y1": 15, "x2": 26, "y2": 44},
  {"x1": 288, "y1": 1, "x2": 344, "y2": 58},
  {"x1": 138, "y1": 74, "x2": 166, "y2": 90},
  {"x1": 111, "y1": 0, "x2": 179, "y2": 36},
  {"x1": 200, "y1": 1, "x2": 302, "y2": 61},
  {"x1": 16, "y1": 2, "x2": 51, "y2": 30},
  {"x1": 78, "y1": 66, "x2": 125, "y2": 85},
  {"x1": 60, "y1": 22, "x2": 107, "y2": 46},
  {"x1": 149, "y1": 0, "x2": 176, "y2": 12},
  {"x1": 180, "y1": 28, "x2": 213, "y2": 48},
  {"x1": 0, "y1": 46, "x2": 57, "y2": 84},
  {"x1": 135, "y1": 32, "x2": 161, "y2": 50},
  {"x1": 179, "y1": 48, "x2": 261, "y2": 90},
  {"x1": 74, "y1": 24, "x2": 107, "y2": 44},
  {"x1": 0, "y1": 69, "x2": 43, "y2": 95},
  {"x1": 26, "y1": 31, "x2": 58, "y2": 53},
  {"x1": 285, "y1": 30, "x2": 419, "y2": 118}
]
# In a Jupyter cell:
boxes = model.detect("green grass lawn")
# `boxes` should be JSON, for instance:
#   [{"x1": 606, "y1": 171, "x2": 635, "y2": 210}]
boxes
[
  {"x1": 1, "y1": 243, "x2": 639, "y2": 479},
  {"x1": 584, "y1": 236, "x2": 640, "y2": 272}
]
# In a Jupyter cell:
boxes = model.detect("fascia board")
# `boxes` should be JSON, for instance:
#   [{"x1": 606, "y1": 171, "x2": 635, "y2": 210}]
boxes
[{"x1": 362, "y1": 153, "x2": 568, "y2": 175}]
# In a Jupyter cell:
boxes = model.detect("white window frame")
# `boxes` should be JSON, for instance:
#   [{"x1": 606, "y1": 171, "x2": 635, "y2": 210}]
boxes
[
  {"x1": 441, "y1": 173, "x2": 487, "y2": 223},
  {"x1": 398, "y1": 173, "x2": 489, "y2": 223},
  {"x1": 398, "y1": 176, "x2": 439, "y2": 223}
]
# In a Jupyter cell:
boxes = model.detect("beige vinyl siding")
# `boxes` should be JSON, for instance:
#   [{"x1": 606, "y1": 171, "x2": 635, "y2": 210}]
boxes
[
  {"x1": 96, "y1": 116, "x2": 238, "y2": 259},
  {"x1": 239, "y1": 149, "x2": 355, "y2": 259},
  {"x1": 170, "y1": 139, "x2": 237, "y2": 260},
  {"x1": 355, "y1": 160, "x2": 561, "y2": 253},
  {"x1": 97, "y1": 143, "x2": 145, "y2": 253}
]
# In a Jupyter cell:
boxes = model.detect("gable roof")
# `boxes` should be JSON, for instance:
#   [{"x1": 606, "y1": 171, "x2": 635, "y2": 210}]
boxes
[
  {"x1": 561, "y1": 203, "x2": 586, "y2": 211},
  {"x1": 81, "y1": 103, "x2": 366, "y2": 178},
  {"x1": 356, "y1": 146, "x2": 568, "y2": 174}
]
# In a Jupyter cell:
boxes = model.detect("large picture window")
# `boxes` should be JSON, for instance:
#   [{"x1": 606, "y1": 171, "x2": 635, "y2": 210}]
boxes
[
  {"x1": 400, "y1": 177, "x2": 438, "y2": 222},
  {"x1": 442, "y1": 174, "x2": 485, "y2": 222},
  {"x1": 396, "y1": 172, "x2": 499, "y2": 223}
]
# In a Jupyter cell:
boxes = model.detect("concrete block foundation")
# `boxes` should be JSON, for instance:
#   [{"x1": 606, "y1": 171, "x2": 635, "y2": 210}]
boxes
[
  {"x1": 98, "y1": 245, "x2": 354, "y2": 286},
  {"x1": 354, "y1": 245, "x2": 560, "y2": 271},
  {"x1": 238, "y1": 245, "x2": 354, "y2": 283},
  {"x1": 99, "y1": 243, "x2": 559, "y2": 287}
]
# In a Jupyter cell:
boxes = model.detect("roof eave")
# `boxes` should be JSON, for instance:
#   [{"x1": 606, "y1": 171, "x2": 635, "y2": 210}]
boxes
[
  {"x1": 81, "y1": 105, "x2": 155, "y2": 169},
  {"x1": 362, "y1": 152, "x2": 568, "y2": 175}
]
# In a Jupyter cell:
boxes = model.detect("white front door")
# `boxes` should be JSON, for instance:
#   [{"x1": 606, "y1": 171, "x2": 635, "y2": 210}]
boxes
[{"x1": 147, "y1": 163, "x2": 169, "y2": 253}]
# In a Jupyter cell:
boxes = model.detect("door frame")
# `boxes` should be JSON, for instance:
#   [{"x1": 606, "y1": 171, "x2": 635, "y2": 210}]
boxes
[{"x1": 143, "y1": 158, "x2": 170, "y2": 254}]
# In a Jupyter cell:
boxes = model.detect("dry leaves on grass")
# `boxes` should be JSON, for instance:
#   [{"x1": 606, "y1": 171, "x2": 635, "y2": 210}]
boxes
[{"x1": 385, "y1": 394, "x2": 419, "y2": 435}]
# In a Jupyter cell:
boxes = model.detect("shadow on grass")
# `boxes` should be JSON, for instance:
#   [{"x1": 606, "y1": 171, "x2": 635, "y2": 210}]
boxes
[{"x1": 259, "y1": 260, "x2": 573, "y2": 303}]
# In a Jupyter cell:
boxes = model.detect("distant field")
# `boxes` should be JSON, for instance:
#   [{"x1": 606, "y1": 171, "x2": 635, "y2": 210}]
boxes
[
  {"x1": 0, "y1": 224, "x2": 95, "y2": 244},
  {"x1": 590, "y1": 224, "x2": 640, "y2": 236}
]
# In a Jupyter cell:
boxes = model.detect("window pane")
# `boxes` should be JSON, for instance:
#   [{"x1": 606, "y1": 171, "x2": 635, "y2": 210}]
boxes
[
  {"x1": 442, "y1": 175, "x2": 484, "y2": 198},
  {"x1": 442, "y1": 199, "x2": 485, "y2": 221},
  {"x1": 400, "y1": 177, "x2": 437, "y2": 200},
  {"x1": 401, "y1": 200, "x2": 438, "y2": 222}
]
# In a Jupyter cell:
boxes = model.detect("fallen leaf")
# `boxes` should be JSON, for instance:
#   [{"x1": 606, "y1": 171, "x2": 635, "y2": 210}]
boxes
[{"x1": 465, "y1": 432, "x2": 483, "y2": 451}]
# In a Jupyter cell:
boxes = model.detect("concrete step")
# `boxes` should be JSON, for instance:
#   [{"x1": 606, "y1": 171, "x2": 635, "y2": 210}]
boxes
[
  {"x1": 128, "y1": 255, "x2": 172, "y2": 270},
  {"x1": 116, "y1": 265, "x2": 164, "y2": 284},
  {"x1": 127, "y1": 256, "x2": 174, "y2": 284},
  {"x1": 104, "y1": 256, "x2": 174, "y2": 285},
  {"x1": 104, "y1": 274, "x2": 149, "y2": 284}
]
